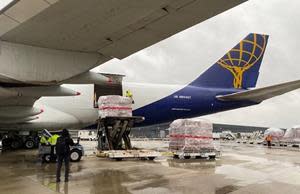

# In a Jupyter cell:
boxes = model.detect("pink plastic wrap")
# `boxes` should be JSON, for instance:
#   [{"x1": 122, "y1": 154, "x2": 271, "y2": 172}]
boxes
[
  {"x1": 98, "y1": 95, "x2": 132, "y2": 118},
  {"x1": 264, "y1": 128, "x2": 284, "y2": 141},
  {"x1": 283, "y1": 126, "x2": 300, "y2": 142},
  {"x1": 169, "y1": 118, "x2": 214, "y2": 152}
]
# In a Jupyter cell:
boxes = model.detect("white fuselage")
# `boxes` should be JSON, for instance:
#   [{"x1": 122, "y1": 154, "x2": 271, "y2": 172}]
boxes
[{"x1": 3, "y1": 82, "x2": 185, "y2": 130}]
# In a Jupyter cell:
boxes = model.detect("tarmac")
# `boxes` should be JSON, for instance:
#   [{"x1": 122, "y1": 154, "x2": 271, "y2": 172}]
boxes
[{"x1": 1, "y1": 141, "x2": 300, "y2": 194}]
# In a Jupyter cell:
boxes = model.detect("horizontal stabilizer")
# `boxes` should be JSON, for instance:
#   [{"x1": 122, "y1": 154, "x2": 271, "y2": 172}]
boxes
[{"x1": 216, "y1": 79, "x2": 300, "y2": 102}]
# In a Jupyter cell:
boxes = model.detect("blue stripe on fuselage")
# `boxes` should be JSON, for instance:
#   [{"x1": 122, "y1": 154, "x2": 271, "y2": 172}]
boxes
[{"x1": 133, "y1": 85, "x2": 257, "y2": 126}]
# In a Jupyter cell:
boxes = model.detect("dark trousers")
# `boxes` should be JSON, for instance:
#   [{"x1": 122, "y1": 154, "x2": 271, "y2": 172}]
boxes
[
  {"x1": 56, "y1": 154, "x2": 70, "y2": 181},
  {"x1": 267, "y1": 141, "x2": 271, "y2": 147},
  {"x1": 50, "y1": 146, "x2": 55, "y2": 161}
]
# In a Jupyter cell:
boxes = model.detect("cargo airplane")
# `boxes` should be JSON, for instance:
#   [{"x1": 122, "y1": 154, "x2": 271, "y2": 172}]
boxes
[
  {"x1": 1, "y1": 1, "x2": 300, "y2": 132},
  {"x1": 0, "y1": 0, "x2": 249, "y2": 130}
]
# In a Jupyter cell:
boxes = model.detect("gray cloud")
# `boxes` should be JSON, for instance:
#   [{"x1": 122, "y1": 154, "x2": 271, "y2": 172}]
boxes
[{"x1": 94, "y1": 0, "x2": 300, "y2": 128}]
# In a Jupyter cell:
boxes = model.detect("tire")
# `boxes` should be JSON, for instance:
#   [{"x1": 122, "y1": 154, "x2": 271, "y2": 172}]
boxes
[
  {"x1": 11, "y1": 140, "x2": 22, "y2": 149},
  {"x1": 148, "y1": 157, "x2": 155, "y2": 161},
  {"x1": 184, "y1": 156, "x2": 191, "y2": 159},
  {"x1": 25, "y1": 140, "x2": 35, "y2": 149},
  {"x1": 42, "y1": 154, "x2": 51, "y2": 163},
  {"x1": 70, "y1": 149, "x2": 82, "y2": 162}
]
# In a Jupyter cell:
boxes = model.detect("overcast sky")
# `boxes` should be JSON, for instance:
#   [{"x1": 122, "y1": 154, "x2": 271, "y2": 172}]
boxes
[{"x1": 92, "y1": 0, "x2": 300, "y2": 128}]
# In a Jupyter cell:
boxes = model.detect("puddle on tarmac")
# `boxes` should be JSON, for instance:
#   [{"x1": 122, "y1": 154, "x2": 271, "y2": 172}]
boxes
[
  {"x1": 215, "y1": 153, "x2": 300, "y2": 186},
  {"x1": 215, "y1": 185, "x2": 239, "y2": 194},
  {"x1": 91, "y1": 170, "x2": 132, "y2": 194}
]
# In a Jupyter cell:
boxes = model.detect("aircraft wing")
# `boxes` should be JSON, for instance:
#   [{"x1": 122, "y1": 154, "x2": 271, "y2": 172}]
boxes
[
  {"x1": 216, "y1": 79, "x2": 300, "y2": 103},
  {"x1": 1, "y1": 0, "x2": 246, "y2": 57}
]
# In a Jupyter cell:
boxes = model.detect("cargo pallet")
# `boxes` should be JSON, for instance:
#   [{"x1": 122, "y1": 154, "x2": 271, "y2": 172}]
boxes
[
  {"x1": 172, "y1": 150, "x2": 220, "y2": 160},
  {"x1": 97, "y1": 149, "x2": 160, "y2": 161}
]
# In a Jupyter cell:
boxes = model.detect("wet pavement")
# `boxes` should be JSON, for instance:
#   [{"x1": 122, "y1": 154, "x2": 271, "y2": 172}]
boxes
[{"x1": 1, "y1": 141, "x2": 300, "y2": 194}]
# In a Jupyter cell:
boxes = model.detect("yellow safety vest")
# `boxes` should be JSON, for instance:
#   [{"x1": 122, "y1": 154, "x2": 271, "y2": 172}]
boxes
[
  {"x1": 125, "y1": 90, "x2": 133, "y2": 98},
  {"x1": 40, "y1": 136, "x2": 48, "y2": 144},
  {"x1": 48, "y1": 134, "x2": 60, "y2": 145}
]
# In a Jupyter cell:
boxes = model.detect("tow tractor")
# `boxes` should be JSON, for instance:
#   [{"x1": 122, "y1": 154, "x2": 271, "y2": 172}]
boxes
[
  {"x1": 0, "y1": 130, "x2": 39, "y2": 150},
  {"x1": 38, "y1": 130, "x2": 84, "y2": 163},
  {"x1": 96, "y1": 116, "x2": 160, "y2": 160}
]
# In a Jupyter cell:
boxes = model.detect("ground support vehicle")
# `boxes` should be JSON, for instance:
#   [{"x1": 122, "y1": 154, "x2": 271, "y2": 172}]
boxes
[{"x1": 0, "y1": 131, "x2": 39, "y2": 150}]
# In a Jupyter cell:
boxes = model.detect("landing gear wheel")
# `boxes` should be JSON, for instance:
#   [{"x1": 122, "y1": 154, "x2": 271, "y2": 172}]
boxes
[
  {"x1": 42, "y1": 154, "x2": 51, "y2": 163},
  {"x1": 148, "y1": 157, "x2": 155, "y2": 161},
  {"x1": 70, "y1": 149, "x2": 82, "y2": 162},
  {"x1": 25, "y1": 140, "x2": 35, "y2": 149},
  {"x1": 184, "y1": 156, "x2": 191, "y2": 159}
]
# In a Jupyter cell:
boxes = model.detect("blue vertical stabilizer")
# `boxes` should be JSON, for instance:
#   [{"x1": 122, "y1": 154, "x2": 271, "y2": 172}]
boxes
[{"x1": 190, "y1": 33, "x2": 269, "y2": 89}]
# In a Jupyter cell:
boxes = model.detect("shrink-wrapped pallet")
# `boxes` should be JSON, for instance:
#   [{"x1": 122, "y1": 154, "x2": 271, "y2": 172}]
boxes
[
  {"x1": 169, "y1": 118, "x2": 214, "y2": 152},
  {"x1": 98, "y1": 95, "x2": 132, "y2": 118},
  {"x1": 264, "y1": 128, "x2": 284, "y2": 141},
  {"x1": 283, "y1": 126, "x2": 300, "y2": 142}
]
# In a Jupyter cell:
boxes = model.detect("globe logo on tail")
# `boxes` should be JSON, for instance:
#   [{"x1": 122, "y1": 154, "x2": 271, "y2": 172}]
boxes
[{"x1": 217, "y1": 34, "x2": 268, "y2": 88}]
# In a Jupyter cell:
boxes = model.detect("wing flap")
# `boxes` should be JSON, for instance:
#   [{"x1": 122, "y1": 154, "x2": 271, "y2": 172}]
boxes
[{"x1": 216, "y1": 80, "x2": 300, "y2": 102}]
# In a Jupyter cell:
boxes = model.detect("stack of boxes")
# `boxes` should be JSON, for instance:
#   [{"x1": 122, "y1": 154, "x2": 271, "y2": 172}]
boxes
[
  {"x1": 98, "y1": 95, "x2": 132, "y2": 118},
  {"x1": 169, "y1": 118, "x2": 214, "y2": 153}
]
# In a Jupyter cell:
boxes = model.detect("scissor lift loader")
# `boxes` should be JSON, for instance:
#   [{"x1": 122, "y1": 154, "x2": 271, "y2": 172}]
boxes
[{"x1": 96, "y1": 116, "x2": 160, "y2": 160}]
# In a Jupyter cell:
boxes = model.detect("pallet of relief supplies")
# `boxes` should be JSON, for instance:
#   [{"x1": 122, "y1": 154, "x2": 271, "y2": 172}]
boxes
[
  {"x1": 169, "y1": 118, "x2": 216, "y2": 159},
  {"x1": 98, "y1": 95, "x2": 132, "y2": 118}
]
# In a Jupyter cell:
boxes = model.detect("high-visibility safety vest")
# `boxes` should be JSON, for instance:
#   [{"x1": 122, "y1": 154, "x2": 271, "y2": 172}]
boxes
[
  {"x1": 125, "y1": 90, "x2": 133, "y2": 98},
  {"x1": 48, "y1": 134, "x2": 60, "y2": 145},
  {"x1": 40, "y1": 136, "x2": 48, "y2": 144},
  {"x1": 266, "y1": 135, "x2": 272, "y2": 141}
]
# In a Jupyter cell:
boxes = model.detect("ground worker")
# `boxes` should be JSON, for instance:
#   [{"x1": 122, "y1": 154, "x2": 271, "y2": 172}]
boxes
[
  {"x1": 125, "y1": 90, "x2": 134, "y2": 104},
  {"x1": 40, "y1": 129, "x2": 51, "y2": 145},
  {"x1": 48, "y1": 133, "x2": 60, "y2": 161},
  {"x1": 56, "y1": 129, "x2": 74, "y2": 182},
  {"x1": 265, "y1": 134, "x2": 272, "y2": 148}
]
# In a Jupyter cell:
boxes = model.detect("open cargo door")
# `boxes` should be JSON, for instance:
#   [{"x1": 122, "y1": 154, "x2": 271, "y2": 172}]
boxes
[{"x1": 93, "y1": 73, "x2": 124, "y2": 108}]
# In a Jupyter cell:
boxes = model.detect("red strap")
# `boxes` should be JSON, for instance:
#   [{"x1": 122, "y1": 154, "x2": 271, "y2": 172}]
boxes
[
  {"x1": 99, "y1": 106, "x2": 132, "y2": 110},
  {"x1": 170, "y1": 134, "x2": 213, "y2": 139}
]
